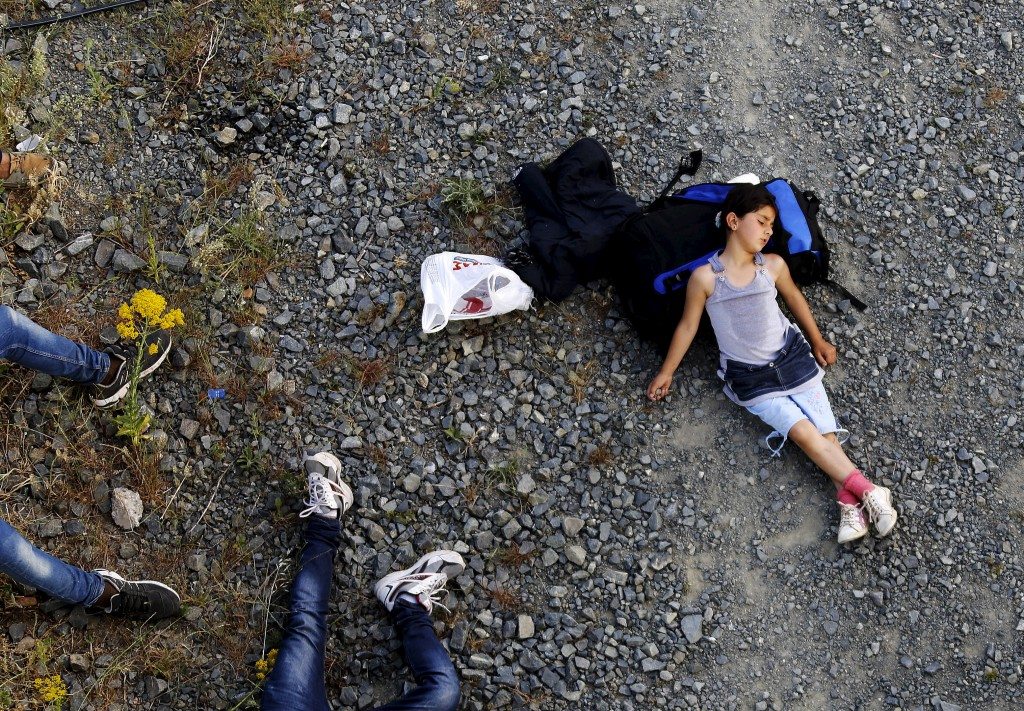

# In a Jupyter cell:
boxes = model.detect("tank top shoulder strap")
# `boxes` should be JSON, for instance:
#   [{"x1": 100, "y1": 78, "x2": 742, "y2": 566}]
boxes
[
  {"x1": 709, "y1": 251, "x2": 726, "y2": 273},
  {"x1": 754, "y1": 252, "x2": 765, "y2": 266}
]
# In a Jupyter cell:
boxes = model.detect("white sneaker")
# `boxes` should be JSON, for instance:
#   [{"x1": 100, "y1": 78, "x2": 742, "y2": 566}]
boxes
[
  {"x1": 299, "y1": 451, "x2": 353, "y2": 519},
  {"x1": 837, "y1": 503, "x2": 868, "y2": 544},
  {"x1": 862, "y1": 486, "x2": 898, "y2": 537},
  {"x1": 374, "y1": 550, "x2": 465, "y2": 613}
]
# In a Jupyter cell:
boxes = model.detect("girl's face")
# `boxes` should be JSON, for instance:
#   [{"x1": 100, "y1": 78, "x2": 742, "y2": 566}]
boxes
[{"x1": 726, "y1": 206, "x2": 776, "y2": 252}]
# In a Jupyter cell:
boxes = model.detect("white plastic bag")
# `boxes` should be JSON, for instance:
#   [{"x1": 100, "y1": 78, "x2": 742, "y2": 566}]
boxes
[{"x1": 420, "y1": 252, "x2": 534, "y2": 333}]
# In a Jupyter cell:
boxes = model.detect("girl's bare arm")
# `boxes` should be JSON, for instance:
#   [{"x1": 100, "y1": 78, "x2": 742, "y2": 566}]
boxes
[
  {"x1": 770, "y1": 255, "x2": 837, "y2": 366},
  {"x1": 648, "y1": 269, "x2": 711, "y2": 400}
]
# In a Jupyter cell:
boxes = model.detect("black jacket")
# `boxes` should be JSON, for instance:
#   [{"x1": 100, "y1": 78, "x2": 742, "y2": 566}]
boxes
[{"x1": 508, "y1": 138, "x2": 639, "y2": 302}]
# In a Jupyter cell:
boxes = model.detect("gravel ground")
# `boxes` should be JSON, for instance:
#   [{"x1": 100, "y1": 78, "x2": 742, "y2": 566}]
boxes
[{"x1": 1, "y1": 0, "x2": 1022, "y2": 709}]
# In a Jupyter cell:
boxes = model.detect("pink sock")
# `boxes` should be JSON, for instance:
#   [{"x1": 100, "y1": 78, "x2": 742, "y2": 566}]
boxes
[
  {"x1": 836, "y1": 488, "x2": 859, "y2": 506},
  {"x1": 843, "y1": 470, "x2": 875, "y2": 500}
]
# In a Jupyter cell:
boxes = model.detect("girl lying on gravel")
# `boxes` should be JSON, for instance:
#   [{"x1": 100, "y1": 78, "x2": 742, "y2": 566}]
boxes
[{"x1": 646, "y1": 184, "x2": 897, "y2": 544}]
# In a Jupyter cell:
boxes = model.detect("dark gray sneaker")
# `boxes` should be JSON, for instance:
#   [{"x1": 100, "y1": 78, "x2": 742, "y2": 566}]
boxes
[
  {"x1": 93, "y1": 569, "x2": 181, "y2": 621},
  {"x1": 91, "y1": 330, "x2": 172, "y2": 408}
]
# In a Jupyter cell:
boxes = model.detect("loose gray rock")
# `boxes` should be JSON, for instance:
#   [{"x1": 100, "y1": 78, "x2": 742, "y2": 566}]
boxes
[
  {"x1": 681, "y1": 615, "x2": 703, "y2": 644},
  {"x1": 110, "y1": 488, "x2": 143, "y2": 530}
]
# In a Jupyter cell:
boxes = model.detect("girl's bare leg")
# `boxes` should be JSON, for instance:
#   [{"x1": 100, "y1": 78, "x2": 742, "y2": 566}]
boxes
[{"x1": 787, "y1": 420, "x2": 857, "y2": 489}]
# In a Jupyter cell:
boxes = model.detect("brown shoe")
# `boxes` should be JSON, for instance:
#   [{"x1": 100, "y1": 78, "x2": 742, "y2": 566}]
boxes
[{"x1": 0, "y1": 151, "x2": 52, "y2": 186}]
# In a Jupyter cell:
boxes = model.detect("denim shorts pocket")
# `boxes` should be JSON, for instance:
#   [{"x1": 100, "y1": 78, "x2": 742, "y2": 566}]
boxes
[{"x1": 724, "y1": 363, "x2": 776, "y2": 401}]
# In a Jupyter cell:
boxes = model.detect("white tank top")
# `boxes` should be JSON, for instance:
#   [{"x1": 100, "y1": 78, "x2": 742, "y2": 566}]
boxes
[{"x1": 704, "y1": 251, "x2": 793, "y2": 366}]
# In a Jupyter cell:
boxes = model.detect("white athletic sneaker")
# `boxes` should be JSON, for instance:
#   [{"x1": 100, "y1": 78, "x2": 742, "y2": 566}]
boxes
[
  {"x1": 837, "y1": 503, "x2": 868, "y2": 544},
  {"x1": 299, "y1": 451, "x2": 353, "y2": 519},
  {"x1": 862, "y1": 486, "x2": 898, "y2": 537},
  {"x1": 374, "y1": 550, "x2": 465, "y2": 613}
]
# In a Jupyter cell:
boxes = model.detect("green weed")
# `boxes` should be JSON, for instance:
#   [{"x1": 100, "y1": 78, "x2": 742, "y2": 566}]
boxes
[
  {"x1": 430, "y1": 74, "x2": 462, "y2": 101},
  {"x1": 192, "y1": 208, "x2": 283, "y2": 283},
  {"x1": 385, "y1": 509, "x2": 417, "y2": 525},
  {"x1": 440, "y1": 177, "x2": 488, "y2": 219},
  {"x1": 0, "y1": 204, "x2": 27, "y2": 242},
  {"x1": 239, "y1": 0, "x2": 298, "y2": 36},
  {"x1": 443, "y1": 426, "x2": 467, "y2": 443},
  {"x1": 84, "y1": 39, "x2": 114, "y2": 103},
  {"x1": 239, "y1": 443, "x2": 267, "y2": 475},
  {"x1": 488, "y1": 460, "x2": 519, "y2": 486}
]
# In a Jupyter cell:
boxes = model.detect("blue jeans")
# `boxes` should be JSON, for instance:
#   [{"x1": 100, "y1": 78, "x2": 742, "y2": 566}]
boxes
[
  {"x1": 261, "y1": 516, "x2": 460, "y2": 711},
  {"x1": 0, "y1": 517, "x2": 106, "y2": 605},
  {"x1": 0, "y1": 305, "x2": 109, "y2": 382}
]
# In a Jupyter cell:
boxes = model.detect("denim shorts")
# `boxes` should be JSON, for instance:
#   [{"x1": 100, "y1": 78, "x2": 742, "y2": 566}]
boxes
[{"x1": 745, "y1": 381, "x2": 848, "y2": 456}]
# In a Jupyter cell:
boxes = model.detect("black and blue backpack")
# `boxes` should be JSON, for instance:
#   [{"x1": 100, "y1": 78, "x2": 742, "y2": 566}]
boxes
[{"x1": 609, "y1": 150, "x2": 865, "y2": 351}]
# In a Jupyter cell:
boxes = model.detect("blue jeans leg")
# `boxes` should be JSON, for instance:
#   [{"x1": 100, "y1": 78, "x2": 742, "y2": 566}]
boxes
[
  {"x1": 0, "y1": 305, "x2": 109, "y2": 383},
  {"x1": 0, "y1": 517, "x2": 106, "y2": 605},
  {"x1": 373, "y1": 601, "x2": 460, "y2": 711},
  {"x1": 261, "y1": 515, "x2": 341, "y2": 711}
]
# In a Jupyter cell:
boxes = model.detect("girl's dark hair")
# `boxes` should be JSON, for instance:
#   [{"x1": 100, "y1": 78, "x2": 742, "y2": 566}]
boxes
[{"x1": 719, "y1": 183, "x2": 777, "y2": 233}]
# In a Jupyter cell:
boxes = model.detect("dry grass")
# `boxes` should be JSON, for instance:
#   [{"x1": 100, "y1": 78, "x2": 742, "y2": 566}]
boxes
[
  {"x1": 313, "y1": 350, "x2": 342, "y2": 370},
  {"x1": 32, "y1": 293, "x2": 119, "y2": 349},
  {"x1": 486, "y1": 585, "x2": 522, "y2": 610},
  {"x1": 586, "y1": 444, "x2": 615, "y2": 467},
  {"x1": 371, "y1": 131, "x2": 391, "y2": 154},
  {"x1": 365, "y1": 444, "x2": 389, "y2": 471},
  {"x1": 493, "y1": 543, "x2": 536, "y2": 568},
  {"x1": 983, "y1": 87, "x2": 1007, "y2": 108},
  {"x1": 197, "y1": 161, "x2": 256, "y2": 210},
  {"x1": 568, "y1": 359, "x2": 598, "y2": 404},
  {"x1": 0, "y1": 0, "x2": 33, "y2": 20},
  {"x1": 269, "y1": 42, "x2": 312, "y2": 69},
  {"x1": 192, "y1": 208, "x2": 287, "y2": 285},
  {"x1": 347, "y1": 357, "x2": 390, "y2": 391}
]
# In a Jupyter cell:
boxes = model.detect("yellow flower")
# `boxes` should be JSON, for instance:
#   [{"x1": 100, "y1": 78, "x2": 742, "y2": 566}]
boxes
[
  {"x1": 116, "y1": 321, "x2": 139, "y2": 341},
  {"x1": 34, "y1": 674, "x2": 68, "y2": 703},
  {"x1": 130, "y1": 289, "x2": 167, "y2": 325},
  {"x1": 148, "y1": 343, "x2": 159, "y2": 355},
  {"x1": 116, "y1": 290, "x2": 182, "y2": 345},
  {"x1": 255, "y1": 649, "x2": 278, "y2": 682},
  {"x1": 158, "y1": 308, "x2": 185, "y2": 330}
]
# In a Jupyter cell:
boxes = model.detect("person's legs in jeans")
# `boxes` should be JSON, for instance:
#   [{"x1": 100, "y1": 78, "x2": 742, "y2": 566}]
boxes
[
  {"x1": 373, "y1": 601, "x2": 460, "y2": 711},
  {"x1": 262, "y1": 452, "x2": 353, "y2": 711},
  {"x1": 0, "y1": 517, "x2": 106, "y2": 605},
  {"x1": 0, "y1": 517, "x2": 182, "y2": 619},
  {"x1": 372, "y1": 551, "x2": 465, "y2": 711},
  {"x1": 0, "y1": 305, "x2": 109, "y2": 382}
]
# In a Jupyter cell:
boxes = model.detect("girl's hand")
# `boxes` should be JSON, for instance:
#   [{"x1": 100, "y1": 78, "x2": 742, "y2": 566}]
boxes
[
  {"x1": 813, "y1": 339, "x2": 837, "y2": 367},
  {"x1": 647, "y1": 372, "x2": 673, "y2": 401}
]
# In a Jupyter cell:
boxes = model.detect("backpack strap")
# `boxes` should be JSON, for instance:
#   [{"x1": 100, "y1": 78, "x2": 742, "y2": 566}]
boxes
[
  {"x1": 823, "y1": 279, "x2": 868, "y2": 311},
  {"x1": 650, "y1": 150, "x2": 703, "y2": 209}
]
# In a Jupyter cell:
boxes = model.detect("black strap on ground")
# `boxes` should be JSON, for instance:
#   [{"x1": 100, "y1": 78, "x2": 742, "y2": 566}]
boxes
[
  {"x1": 650, "y1": 149, "x2": 703, "y2": 208},
  {"x1": 2, "y1": 0, "x2": 148, "y2": 31},
  {"x1": 824, "y1": 278, "x2": 868, "y2": 311}
]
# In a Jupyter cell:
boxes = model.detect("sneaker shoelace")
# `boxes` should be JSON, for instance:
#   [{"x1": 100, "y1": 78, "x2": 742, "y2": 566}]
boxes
[
  {"x1": 414, "y1": 574, "x2": 451, "y2": 615},
  {"x1": 110, "y1": 584, "x2": 151, "y2": 615},
  {"x1": 299, "y1": 476, "x2": 346, "y2": 518},
  {"x1": 840, "y1": 504, "x2": 865, "y2": 528},
  {"x1": 862, "y1": 491, "x2": 888, "y2": 521}
]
